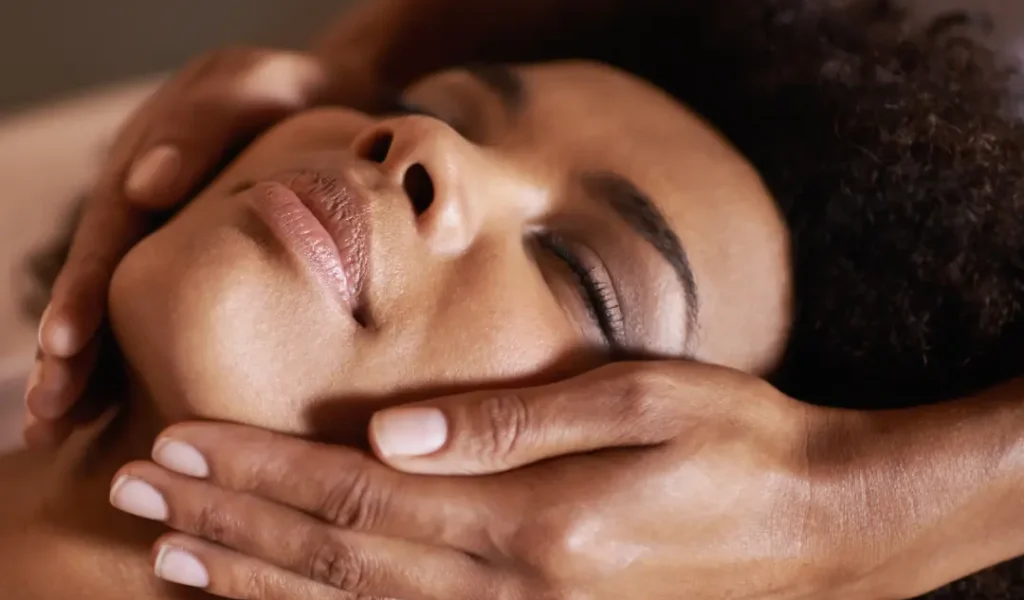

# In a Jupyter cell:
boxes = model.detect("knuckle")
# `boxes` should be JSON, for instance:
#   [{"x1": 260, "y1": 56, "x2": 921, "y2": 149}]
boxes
[
  {"x1": 611, "y1": 364, "x2": 684, "y2": 432},
  {"x1": 511, "y1": 513, "x2": 594, "y2": 583},
  {"x1": 190, "y1": 503, "x2": 235, "y2": 545},
  {"x1": 239, "y1": 566, "x2": 285, "y2": 600},
  {"x1": 304, "y1": 534, "x2": 371, "y2": 592},
  {"x1": 316, "y1": 468, "x2": 389, "y2": 531},
  {"x1": 621, "y1": 362, "x2": 680, "y2": 401},
  {"x1": 471, "y1": 393, "x2": 532, "y2": 463}
]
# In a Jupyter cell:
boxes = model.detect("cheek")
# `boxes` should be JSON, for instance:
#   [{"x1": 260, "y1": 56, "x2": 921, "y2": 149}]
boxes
[
  {"x1": 366, "y1": 255, "x2": 604, "y2": 395},
  {"x1": 109, "y1": 196, "x2": 356, "y2": 434}
]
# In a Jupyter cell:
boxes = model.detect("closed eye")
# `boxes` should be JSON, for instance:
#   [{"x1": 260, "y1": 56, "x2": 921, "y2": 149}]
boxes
[{"x1": 538, "y1": 233, "x2": 624, "y2": 349}]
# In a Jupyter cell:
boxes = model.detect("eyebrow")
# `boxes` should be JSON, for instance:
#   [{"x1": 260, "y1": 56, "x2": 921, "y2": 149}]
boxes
[
  {"x1": 581, "y1": 171, "x2": 700, "y2": 349},
  {"x1": 463, "y1": 64, "x2": 525, "y2": 116}
]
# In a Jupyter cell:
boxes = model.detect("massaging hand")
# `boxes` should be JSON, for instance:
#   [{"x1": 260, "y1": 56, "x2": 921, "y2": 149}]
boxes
[
  {"x1": 24, "y1": 47, "x2": 381, "y2": 447},
  {"x1": 110, "y1": 362, "x2": 876, "y2": 600}
]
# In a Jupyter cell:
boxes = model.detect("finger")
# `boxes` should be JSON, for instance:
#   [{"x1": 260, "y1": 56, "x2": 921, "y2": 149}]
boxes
[
  {"x1": 25, "y1": 341, "x2": 98, "y2": 420},
  {"x1": 22, "y1": 412, "x2": 72, "y2": 450},
  {"x1": 36, "y1": 87, "x2": 159, "y2": 358},
  {"x1": 124, "y1": 53, "x2": 328, "y2": 210},
  {"x1": 40, "y1": 178, "x2": 154, "y2": 358},
  {"x1": 151, "y1": 534, "x2": 357, "y2": 600},
  {"x1": 148, "y1": 423, "x2": 506, "y2": 556},
  {"x1": 369, "y1": 361, "x2": 688, "y2": 475},
  {"x1": 111, "y1": 464, "x2": 500, "y2": 600},
  {"x1": 39, "y1": 53, "x2": 328, "y2": 359}
]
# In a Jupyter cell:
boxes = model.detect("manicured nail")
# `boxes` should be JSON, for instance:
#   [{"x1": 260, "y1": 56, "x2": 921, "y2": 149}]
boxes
[
  {"x1": 125, "y1": 145, "x2": 181, "y2": 201},
  {"x1": 371, "y1": 407, "x2": 448, "y2": 457},
  {"x1": 242, "y1": 54, "x2": 325, "y2": 106},
  {"x1": 37, "y1": 307, "x2": 76, "y2": 358},
  {"x1": 110, "y1": 476, "x2": 168, "y2": 521},
  {"x1": 37, "y1": 304, "x2": 51, "y2": 350},
  {"x1": 155, "y1": 546, "x2": 209, "y2": 588},
  {"x1": 153, "y1": 439, "x2": 209, "y2": 478},
  {"x1": 23, "y1": 360, "x2": 42, "y2": 401}
]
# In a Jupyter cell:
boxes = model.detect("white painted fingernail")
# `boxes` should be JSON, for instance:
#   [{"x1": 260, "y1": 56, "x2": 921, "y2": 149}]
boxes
[
  {"x1": 153, "y1": 439, "x2": 209, "y2": 478},
  {"x1": 37, "y1": 304, "x2": 51, "y2": 350},
  {"x1": 242, "y1": 54, "x2": 325, "y2": 105},
  {"x1": 155, "y1": 546, "x2": 210, "y2": 588},
  {"x1": 372, "y1": 407, "x2": 448, "y2": 457},
  {"x1": 125, "y1": 145, "x2": 181, "y2": 201},
  {"x1": 110, "y1": 476, "x2": 168, "y2": 521}
]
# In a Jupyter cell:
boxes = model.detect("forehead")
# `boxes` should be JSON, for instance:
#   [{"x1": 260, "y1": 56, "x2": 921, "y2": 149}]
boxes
[{"x1": 511, "y1": 62, "x2": 773, "y2": 219}]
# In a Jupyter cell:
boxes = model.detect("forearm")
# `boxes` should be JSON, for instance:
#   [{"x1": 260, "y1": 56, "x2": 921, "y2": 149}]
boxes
[{"x1": 830, "y1": 379, "x2": 1024, "y2": 598}]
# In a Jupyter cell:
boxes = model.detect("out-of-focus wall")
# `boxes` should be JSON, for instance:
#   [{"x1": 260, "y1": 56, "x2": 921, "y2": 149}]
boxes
[{"x1": 0, "y1": 0, "x2": 354, "y2": 110}]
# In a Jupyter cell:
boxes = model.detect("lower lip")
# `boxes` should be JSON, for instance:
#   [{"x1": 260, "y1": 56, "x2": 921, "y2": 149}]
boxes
[{"x1": 247, "y1": 181, "x2": 355, "y2": 311}]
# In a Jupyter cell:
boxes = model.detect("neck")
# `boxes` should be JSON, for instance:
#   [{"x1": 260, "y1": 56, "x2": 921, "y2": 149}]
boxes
[{"x1": 0, "y1": 377, "x2": 205, "y2": 599}]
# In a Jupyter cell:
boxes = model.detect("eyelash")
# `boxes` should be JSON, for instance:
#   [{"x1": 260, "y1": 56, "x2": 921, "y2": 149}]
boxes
[
  {"x1": 539, "y1": 234, "x2": 623, "y2": 346},
  {"x1": 394, "y1": 100, "x2": 620, "y2": 344}
]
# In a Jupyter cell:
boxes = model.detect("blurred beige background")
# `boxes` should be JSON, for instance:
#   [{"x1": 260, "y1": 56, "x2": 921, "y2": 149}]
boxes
[
  {"x1": 0, "y1": 0, "x2": 1021, "y2": 451},
  {"x1": 0, "y1": 0, "x2": 354, "y2": 111}
]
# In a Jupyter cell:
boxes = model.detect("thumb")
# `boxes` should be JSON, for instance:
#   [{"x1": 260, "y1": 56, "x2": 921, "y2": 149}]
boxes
[{"x1": 368, "y1": 362, "x2": 687, "y2": 475}]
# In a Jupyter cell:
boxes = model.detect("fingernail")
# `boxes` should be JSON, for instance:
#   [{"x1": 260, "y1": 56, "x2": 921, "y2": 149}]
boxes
[
  {"x1": 153, "y1": 439, "x2": 209, "y2": 478},
  {"x1": 243, "y1": 54, "x2": 326, "y2": 106},
  {"x1": 110, "y1": 476, "x2": 168, "y2": 521},
  {"x1": 23, "y1": 360, "x2": 42, "y2": 401},
  {"x1": 37, "y1": 304, "x2": 51, "y2": 350},
  {"x1": 37, "y1": 307, "x2": 76, "y2": 358},
  {"x1": 155, "y1": 546, "x2": 209, "y2": 588},
  {"x1": 372, "y1": 407, "x2": 448, "y2": 457},
  {"x1": 125, "y1": 144, "x2": 181, "y2": 201}
]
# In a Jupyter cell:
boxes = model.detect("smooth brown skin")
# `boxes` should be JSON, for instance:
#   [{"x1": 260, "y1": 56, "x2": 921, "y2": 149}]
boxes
[
  {"x1": 120, "y1": 370, "x2": 1024, "y2": 600},
  {"x1": 1, "y1": 59, "x2": 793, "y2": 599},
  {"x1": 105, "y1": 61, "x2": 791, "y2": 435},
  {"x1": 19, "y1": 0, "x2": 1024, "y2": 597}
]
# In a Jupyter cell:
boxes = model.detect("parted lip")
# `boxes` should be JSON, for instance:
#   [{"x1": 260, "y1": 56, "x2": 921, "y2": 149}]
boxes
[{"x1": 246, "y1": 169, "x2": 372, "y2": 323}]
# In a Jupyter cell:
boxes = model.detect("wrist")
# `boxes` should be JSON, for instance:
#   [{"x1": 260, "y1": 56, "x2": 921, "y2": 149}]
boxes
[
  {"x1": 797, "y1": 406, "x2": 896, "y2": 599},
  {"x1": 808, "y1": 384, "x2": 1024, "y2": 599}
]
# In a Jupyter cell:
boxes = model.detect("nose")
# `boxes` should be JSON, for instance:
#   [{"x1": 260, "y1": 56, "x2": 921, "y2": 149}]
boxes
[{"x1": 352, "y1": 115, "x2": 510, "y2": 255}]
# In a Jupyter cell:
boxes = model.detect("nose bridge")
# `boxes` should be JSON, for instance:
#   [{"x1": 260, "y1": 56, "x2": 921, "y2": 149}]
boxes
[
  {"x1": 359, "y1": 115, "x2": 535, "y2": 256},
  {"x1": 378, "y1": 116, "x2": 450, "y2": 178}
]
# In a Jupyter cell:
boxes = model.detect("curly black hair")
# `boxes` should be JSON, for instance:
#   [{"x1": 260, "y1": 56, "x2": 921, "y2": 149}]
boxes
[
  {"x1": 19, "y1": 0, "x2": 1024, "y2": 596},
  {"x1": 565, "y1": 0, "x2": 1024, "y2": 411},
  {"x1": 547, "y1": 0, "x2": 1024, "y2": 595}
]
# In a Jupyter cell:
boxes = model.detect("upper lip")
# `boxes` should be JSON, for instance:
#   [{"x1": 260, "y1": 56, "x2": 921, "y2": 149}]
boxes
[{"x1": 272, "y1": 169, "x2": 373, "y2": 322}]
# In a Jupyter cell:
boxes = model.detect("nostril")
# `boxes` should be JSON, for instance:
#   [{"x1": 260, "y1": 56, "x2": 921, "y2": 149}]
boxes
[
  {"x1": 403, "y1": 163, "x2": 434, "y2": 216},
  {"x1": 363, "y1": 131, "x2": 393, "y2": 163}
]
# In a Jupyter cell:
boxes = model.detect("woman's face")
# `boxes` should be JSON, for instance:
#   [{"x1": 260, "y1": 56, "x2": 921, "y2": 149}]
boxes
[{"x1": 110, "y1": 61, "x2": 791, "y2": 436}]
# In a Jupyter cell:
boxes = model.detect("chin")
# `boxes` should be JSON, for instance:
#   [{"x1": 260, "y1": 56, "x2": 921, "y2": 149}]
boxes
[{"x1": 108, "y1": 213, "x2": 354, "y2": 434}]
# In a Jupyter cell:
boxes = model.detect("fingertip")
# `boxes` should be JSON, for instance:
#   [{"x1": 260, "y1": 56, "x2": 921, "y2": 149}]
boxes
[
  {"x1": 241, "y1": 53, "x2": 327, "y2": 106},
  {"x1": 38, "y1": 308, "x2": 82, "y2": 358},
  {"x1": 26, "y1": 349, "x2": 97, "y2": 421},
  {"x1": 22, "y1": 359, "x2": 42, "y2": 405},
  {"x1": 23, "y1": 418, "x2": 70, "y2": 450},
  {"x1": 125, "y1": 144, "x2": 182, "y2": 207},
  {"x1": 370, "y1": 407, "x2": 448, "y2": 459},
  {"x1": 153, "y1": 543, "x2": 210, "y2": 589}
]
